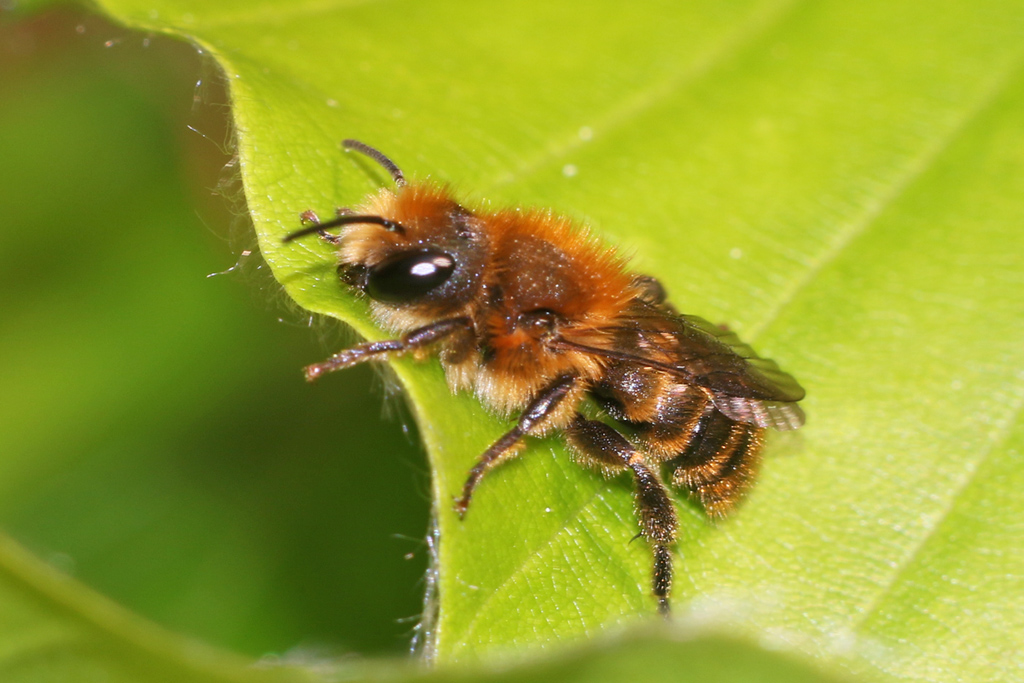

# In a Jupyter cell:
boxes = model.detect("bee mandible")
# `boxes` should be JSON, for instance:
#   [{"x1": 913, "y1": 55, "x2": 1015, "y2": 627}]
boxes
[{"x1": 284, "y1": 140, "x2": 806, "y2": 615}]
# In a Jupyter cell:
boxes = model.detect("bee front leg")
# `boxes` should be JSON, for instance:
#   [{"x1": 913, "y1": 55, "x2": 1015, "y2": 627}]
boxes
[
  {"x1": 297, "y1": 209, "x2": 345, "y2": 244},
  {"x1": 454, "y1": 374, "x2": 578, "y2": 518},
  {"x1": 303, "y1": 317, "x2": 472, "y2": 381},
  {"x1": 565, "y1": 415, "x2": 678, "y2": 616}
]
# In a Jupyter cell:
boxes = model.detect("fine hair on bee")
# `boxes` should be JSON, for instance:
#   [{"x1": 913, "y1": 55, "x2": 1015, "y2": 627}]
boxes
[{"x1": 284, "y1": 139, "x2": 806, "y2": 616}]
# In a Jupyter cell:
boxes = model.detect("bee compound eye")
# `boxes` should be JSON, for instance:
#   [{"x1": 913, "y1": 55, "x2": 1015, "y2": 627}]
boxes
[{"x1": 365, "y1": 249, "x2": 457, "y2": 303}]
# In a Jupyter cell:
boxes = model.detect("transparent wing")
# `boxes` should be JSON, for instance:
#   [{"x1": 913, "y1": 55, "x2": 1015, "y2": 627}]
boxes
[{"x1": 587, "y1": 304, "x2": 806, "y2": 430}]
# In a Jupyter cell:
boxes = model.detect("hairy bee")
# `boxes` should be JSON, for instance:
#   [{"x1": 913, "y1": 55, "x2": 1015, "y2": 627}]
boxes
[{"x1": 285, "y1": 140, "x2": 805, "y2": 615}]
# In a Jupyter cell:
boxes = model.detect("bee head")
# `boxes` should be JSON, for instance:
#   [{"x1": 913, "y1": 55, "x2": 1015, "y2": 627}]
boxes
[
  {"x1": 338, "y1": 184, "x2": 488, "y2": 322},
  {"x1": 285, "y1": 142, "x2": 489, "y2": 328}
]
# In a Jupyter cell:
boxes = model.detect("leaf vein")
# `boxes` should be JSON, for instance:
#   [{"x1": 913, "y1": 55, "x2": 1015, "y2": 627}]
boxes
[
  {"x1": 479, "y1": 0, "x2": 805, "y2": 192},
  {"x1": 745, "y1": 46, "x2": 1024, "y2": 341},
  {"x1": 850, "y1": 381, "x2": 1024, "y2": 632},
  {"x1": 451, "y1": 481, "x2": 638, "y2": 652}
]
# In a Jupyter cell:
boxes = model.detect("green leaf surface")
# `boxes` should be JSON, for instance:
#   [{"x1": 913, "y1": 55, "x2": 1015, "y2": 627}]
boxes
[{"x1": 14, "y1": 0, "x2": 1024, "y2": 680}]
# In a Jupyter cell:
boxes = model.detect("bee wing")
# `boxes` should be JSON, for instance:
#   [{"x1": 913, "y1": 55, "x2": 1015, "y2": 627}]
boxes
[
  {"x1": 668, "y1": 313, "x2": 806, "y2": 430},
  {"x1": 607, "y1": 308, "x2": 806, "y2": 430},
  {"x1": 714, "y1": 395, "x2": 805, "y2": 431}
]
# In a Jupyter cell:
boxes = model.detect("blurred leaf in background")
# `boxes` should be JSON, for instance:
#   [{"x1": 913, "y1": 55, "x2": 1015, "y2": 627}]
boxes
[{"x1": 0, "y1": 6, "x2": 430, "y2": 658}]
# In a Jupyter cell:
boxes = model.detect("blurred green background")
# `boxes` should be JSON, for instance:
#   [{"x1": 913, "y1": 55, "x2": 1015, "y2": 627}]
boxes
[{"x1": 0, "y1": 6, "x2": 430, "y2": 658}]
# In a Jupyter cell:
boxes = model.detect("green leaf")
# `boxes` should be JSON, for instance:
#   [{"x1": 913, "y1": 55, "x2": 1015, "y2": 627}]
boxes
[{"x1": 13, "y1": 0, "x2": 1024, "y2": 680}]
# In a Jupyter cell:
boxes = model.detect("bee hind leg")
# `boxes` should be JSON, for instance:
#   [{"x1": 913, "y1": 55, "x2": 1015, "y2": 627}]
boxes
[{"x1": 565, "y1": 415, "x2": 678, "y2": 617}]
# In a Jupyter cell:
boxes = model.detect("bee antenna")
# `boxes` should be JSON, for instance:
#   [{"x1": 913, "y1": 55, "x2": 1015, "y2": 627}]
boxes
[
  {"x1": 343, "y1": 139, "x2": 407, "y2": 188},
  {"x1": 283, "y1": 214, "x2": 407, "y2": 242}
]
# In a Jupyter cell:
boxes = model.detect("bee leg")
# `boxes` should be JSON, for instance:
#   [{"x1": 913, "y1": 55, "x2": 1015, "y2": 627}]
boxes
[
  {"x1": 565, "y1": 415, "x2": 678, "y2": 617},
  {"x1": 630, "y1": 274, "x2": 669, "y2": 306},
  {"x1": 297, "y1": 209, "x2": 345, "y2": 244},
  {"x1": 453, "y1": 374, "x2": 578, "y2": 518},
  {"x1": 303, "y1": 317, "x2": 472, "y2": 381}
]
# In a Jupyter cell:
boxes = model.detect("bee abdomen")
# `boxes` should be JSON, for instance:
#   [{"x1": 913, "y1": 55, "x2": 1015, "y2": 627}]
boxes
[
  {"x1": 632, "y1": 385, "x2": 710, "y2": 460},
  {"x1": 667, "y1": 410, "x2": 764, "y2": 517}
]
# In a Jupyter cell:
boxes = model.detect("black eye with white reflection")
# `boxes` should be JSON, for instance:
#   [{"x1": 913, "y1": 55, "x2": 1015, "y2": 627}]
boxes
[{"x1": 365, "y1": 249, "x2": 456, "y2": 303}]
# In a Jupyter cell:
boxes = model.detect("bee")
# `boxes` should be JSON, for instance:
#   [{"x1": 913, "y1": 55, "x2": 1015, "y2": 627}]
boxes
[{"x1": 285, "y1": 140, "x2": 805, "y2": 615}]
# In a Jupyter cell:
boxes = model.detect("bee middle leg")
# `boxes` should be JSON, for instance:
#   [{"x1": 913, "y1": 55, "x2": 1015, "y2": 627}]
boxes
[
  {"x1": 453, "y1": 374, "x2": 578, "y2": 518},
  {"x1": 564, "y1": 415, "x2": 678, "y2": 616}
]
